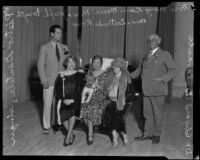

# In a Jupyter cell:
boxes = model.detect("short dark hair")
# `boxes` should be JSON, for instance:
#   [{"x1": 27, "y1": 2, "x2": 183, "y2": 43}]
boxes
[
  {"x1": 49, "y1": 25, "x2": 62, "y2": 34},
  {"x1": 63, "y1": 55, "x2": 79, "y2": 69},
  {"x1": 91, "y1": 55, "x2": 103, "y2": 65}
]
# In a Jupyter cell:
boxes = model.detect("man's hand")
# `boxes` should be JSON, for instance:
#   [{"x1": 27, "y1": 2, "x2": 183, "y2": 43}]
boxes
[
  {"x1": 78, "y1": 69, "x2": 85, "y2": 73},
  {"x1": 63, "y1": 99, "x2": 74, "y2": 105},
  {"x1": 42, "y1": 82, "x2": 49, "y2": 89},
  {"x1": 152, "y1": 77, "x2": 166, "y2": 84},
  {"x1": 152, "y1": 77, "x2": 162, "y2": 81}
]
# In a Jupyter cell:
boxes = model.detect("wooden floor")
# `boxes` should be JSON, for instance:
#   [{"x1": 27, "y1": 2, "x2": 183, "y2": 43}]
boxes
[{"x1": 3, "y1": 97, "x2": 193, "y2": 158}]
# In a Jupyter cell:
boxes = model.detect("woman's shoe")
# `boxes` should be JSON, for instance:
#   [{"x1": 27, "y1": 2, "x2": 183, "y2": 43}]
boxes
[
  {"x1": 121, "y1": 132, "x2": 129, "y2": 145},
  {"x1": 63, "y1": 137, "x2": 70, "y2": 147},
  {"x1": 112, "y1": 131, "x2": 118, "y2": 147},
  {"x1": 123, "y1": 136, "x2": 129, "y2": 145},
  {"x1": 87, "y1": 135, "x2": 94, "y2": 145},
  {"x1": 69, "y1": 134, "x2": 75, "y2": 145}
]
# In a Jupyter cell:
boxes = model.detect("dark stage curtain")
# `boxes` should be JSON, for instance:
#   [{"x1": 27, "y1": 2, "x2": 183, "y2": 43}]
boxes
[
  {"x1": 125, "y1": 6, "x2": 158, "y2": 67},
  {"x1": 3, "y1": 6, "x2": 64, "y2": 104},
  {"x1": 3, "y1": 5, "x2": 175, "y2": 104}
]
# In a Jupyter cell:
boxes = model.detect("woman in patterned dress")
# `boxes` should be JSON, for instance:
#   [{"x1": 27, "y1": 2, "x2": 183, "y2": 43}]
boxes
[{"x1": 79, "y1": 55, "x2": 109, "y2": 145}]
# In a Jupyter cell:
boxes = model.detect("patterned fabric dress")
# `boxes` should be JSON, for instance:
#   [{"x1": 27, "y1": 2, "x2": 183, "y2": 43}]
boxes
[{"x1": 79, "y1": 71, "x2": 109, "y2": 125}]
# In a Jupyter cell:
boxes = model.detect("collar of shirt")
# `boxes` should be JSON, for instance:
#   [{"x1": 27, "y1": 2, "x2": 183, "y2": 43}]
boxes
[{"x1": 51, "y1": 41, "x2": 59, "y2": 48}]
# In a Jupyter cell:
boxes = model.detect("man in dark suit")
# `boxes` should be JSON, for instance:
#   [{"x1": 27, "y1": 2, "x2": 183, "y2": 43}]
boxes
[
  {"x1": 130, "y1": 34, "x2": 176, "y2": 144},
  {"x1": 37, "y1": 25, "x2": 69, "y2": 134}
]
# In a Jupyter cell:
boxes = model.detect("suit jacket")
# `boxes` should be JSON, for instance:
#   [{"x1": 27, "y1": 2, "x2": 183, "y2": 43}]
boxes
[
  {"x1": 37, "y1": 41, "x2": 69, "y2": 86},
  {"x1": 131, "y1": 47, "x2": 176, "y2": 96}
]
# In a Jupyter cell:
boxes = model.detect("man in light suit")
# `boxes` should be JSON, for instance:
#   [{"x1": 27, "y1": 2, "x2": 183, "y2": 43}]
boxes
[
  {"x1": 130, "y1": 34, "x2": 176, "y2": 144},
  {"x1": 37, "y1": 25, "x2": 69, "y2": 134}
]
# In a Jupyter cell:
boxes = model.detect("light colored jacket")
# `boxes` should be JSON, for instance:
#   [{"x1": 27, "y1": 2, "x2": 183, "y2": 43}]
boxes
[{"x1": 37, "y1": 41, "x2": 69, "y2": 86}]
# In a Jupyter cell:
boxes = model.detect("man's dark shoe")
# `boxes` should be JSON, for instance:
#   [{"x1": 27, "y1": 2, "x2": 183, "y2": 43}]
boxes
[
  {"x1": 42, "y1": 129, "x2": 50, "y2": 134},
  {"x1": 135, "y1": 135, "x2": 153, "y2": 141},
  {"x1": 152, "y1": 136, "x2": 160, "y2": 144}
]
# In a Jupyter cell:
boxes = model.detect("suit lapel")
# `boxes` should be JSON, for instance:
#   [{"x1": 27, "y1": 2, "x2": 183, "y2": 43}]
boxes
[
  {"x1": 47, "y1": 41, "x2": 59, "y2": 62},
  {"x1": 154, "y1": 47, "x2": 161, "y2": 57},
  {"x1": 58, "y1": 43, "x2": 64, "y2": 57}
]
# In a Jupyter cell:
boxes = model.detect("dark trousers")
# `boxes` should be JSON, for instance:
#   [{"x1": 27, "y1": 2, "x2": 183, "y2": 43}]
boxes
[
  {"x1": 102, "y1": 101, "x2": 127, "y2": 134},
  {"x1": 143, "y1": 96, "x2": 165, "y2": 136},
  {"x1": 131, "y1": 97, "x2": 145, "y2": 133}
]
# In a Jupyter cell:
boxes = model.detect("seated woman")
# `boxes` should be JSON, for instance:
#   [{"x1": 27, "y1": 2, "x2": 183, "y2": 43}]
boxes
[
  {"x1": 79, "y1": 55, "x2": 109, "y2": 145},
  {"x1": 103, "y1": 57, "x2": 131, "y2": 147},
  {"x1": 52, "y1": 55, "x2": 85, "y2": 147}
]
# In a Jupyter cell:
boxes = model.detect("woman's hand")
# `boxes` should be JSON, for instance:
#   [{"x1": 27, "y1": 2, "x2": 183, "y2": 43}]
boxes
[
  {"x1": 78, "y1": 69, "x2": 85, "y2": 73},
  {"x1": 63, "y1": 99, "x2": 74, "y2": 105},
  {"x1": 60, "y1": 72, "x2": 65, "y2": 78},
  {"x1": 94, "y1": 80, "x2": 101, "y2": 89}
]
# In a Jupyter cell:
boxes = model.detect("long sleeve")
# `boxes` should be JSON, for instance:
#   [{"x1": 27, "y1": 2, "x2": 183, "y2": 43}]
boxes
[
  {"x1": 161, "y1": 52, "x2": 176, "y2": 83},
  {"x1": 73, "y1": 73, "x2": 85, "y2": 102},
  {"x1": 81, "y1": 88, "x2": 87, "y2": 103},
  {"x1": 37, "y1": 45, "x2": 47, "y2": 84},
  {"x1": 54, "y1": 74, "x2": 64, "y2": 101},
  {"x1": 130, "y1": 58, "x2": 144, "y2": 79}
]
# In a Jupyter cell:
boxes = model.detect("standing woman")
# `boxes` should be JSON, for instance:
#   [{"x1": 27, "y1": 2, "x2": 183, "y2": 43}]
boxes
[
  {"x1": 79, "y1": 55, "x2": 108, "y2": 145},
  {"x1": 52, "y1": 55, "x2": 85, "y2": 146},
  {"x1": 103, "y1": 57, "x2": 131, "y2": 147}
]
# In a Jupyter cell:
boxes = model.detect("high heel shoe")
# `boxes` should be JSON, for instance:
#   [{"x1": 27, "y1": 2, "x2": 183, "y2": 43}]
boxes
[
  {"x1": 53, "y1": 125, "x2": 63, "y2": 134},
  {"x1": 87, "y1": 135, "x2": 94, "y2": 145},
  {"x1": 63, "y1": 137, "x2": 70, "y2": 147},
  {"x1": 69, "y1": 134, "x2": 75, "y2": 145},
  {"x1": 122, "y1": 135, "x2": 129, "y2": 145}
]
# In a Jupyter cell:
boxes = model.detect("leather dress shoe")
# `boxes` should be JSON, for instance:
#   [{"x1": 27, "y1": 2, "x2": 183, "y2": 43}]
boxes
[
  {"x1": 135, "y1": 135, "x2": 153, "y2": 141},
  {"x1": 152, "y1": 136, "x2": 160, "y2": 144},
  {"x1": 42, "y1": 129, "x2": 50, "y2": 134}
]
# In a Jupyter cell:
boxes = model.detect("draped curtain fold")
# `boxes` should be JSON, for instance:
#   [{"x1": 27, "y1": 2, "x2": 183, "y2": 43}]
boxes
[
  {"x1": 125, "y1": 6, "x2": 158, "y2": 67},
  {"x1": 66, "y1": 6, "x2": 79, "y2": 57},
  {"x1": 3, "y1": 6, "x2": 64, "y2": 103},
  {"x1": 3, "y1": 5, "x2": 175, "y2": 103},
  {"x1": 78, "y1": 6, "x2": 158, "y2": 66},
  {"x1": 80, "y1": 7, "x2": 126, "y2": 65}
]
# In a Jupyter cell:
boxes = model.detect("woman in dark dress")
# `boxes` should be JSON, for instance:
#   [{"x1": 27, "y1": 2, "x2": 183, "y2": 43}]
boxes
[
  {"x1": 52, "y1": 55, "x2": 84, "y2": 146},
  {"x1": 103, "y1": 57, "x2": 131, "y2": 147}
]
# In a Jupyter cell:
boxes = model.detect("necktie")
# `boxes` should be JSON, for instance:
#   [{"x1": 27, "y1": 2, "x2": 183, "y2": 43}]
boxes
[{"x1": 56, "y1": 44, "x2": 60, "y2": 61}]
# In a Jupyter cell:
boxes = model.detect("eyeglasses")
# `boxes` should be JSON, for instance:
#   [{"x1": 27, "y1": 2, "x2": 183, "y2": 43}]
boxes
[{"x1": 147, "y1": 39, "x2": 157, "y2": 43}]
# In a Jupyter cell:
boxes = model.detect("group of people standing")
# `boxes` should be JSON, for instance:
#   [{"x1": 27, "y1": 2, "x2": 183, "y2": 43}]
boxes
[{"x1": 37, "y1": 24, "x2": 176, "y2": 148}]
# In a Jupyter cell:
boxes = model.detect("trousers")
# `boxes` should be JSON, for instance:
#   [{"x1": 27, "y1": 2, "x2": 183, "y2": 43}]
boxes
[
  {"x1": 143, "y1": 96, "x2": 165, "y2": 136},
  {"x1": 43, "y1": 86, "x2": 54, "y2": 129}
]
